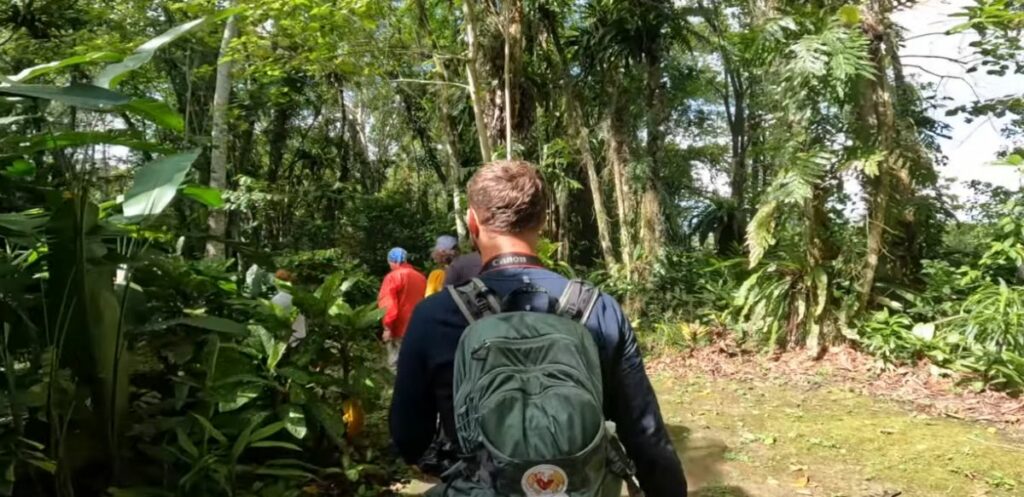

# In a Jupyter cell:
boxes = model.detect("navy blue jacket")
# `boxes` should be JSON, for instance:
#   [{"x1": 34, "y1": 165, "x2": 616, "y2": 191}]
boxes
[{"x1": 389, "y1": 267, "x2": 686, "y2": 497}]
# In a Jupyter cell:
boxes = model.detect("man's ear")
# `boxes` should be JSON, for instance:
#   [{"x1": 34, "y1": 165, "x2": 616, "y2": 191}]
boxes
[{"x1": 467, "y1": 208, "x2": 479, "y2": 238}]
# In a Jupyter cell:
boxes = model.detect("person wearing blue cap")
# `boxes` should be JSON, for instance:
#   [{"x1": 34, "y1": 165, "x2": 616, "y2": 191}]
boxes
[
  {"x1": 377, "y1": 247, "x2": 426, "y2": 369},
  {"x1": 424, "y1": 235, "x2": 460, "y2": 297}
]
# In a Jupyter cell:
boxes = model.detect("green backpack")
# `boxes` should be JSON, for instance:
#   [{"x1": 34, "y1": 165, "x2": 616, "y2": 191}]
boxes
[{"x1": 433, "y1": 278, "x2": 641, "y2": 497}]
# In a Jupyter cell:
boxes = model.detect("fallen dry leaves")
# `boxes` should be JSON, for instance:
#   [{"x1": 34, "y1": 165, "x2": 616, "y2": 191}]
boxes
[{"x1": 648, "y1": 344, "x2": 1024, "y2": 433}]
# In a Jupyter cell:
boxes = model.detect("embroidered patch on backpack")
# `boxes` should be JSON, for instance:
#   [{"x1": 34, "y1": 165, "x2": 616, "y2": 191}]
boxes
[{"x1": 521, "y1": 464, "x2": 568, "y2": 497}]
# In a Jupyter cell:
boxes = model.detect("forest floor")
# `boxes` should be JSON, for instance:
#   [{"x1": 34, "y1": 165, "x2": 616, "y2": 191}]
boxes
[{"x1": 398, "y1": 347, "x2": 1024, "y2": 497}]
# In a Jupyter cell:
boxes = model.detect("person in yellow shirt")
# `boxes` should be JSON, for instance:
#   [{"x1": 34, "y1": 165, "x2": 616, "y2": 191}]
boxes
[{"x1": 425, "y1": 235, "x2": 459, "y2": 296}]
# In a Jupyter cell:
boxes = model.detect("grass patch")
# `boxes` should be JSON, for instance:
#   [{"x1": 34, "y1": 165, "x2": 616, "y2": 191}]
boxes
[{"x1": 655, "y1": 373, "x2": 1024, "y2": 496}]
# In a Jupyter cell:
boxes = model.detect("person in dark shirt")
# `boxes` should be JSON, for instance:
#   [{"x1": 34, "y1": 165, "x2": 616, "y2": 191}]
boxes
[
  {"x1": 390, "y1": 160, "x2": 686, "y2": 497},
  {"x1": 441, "y1": 251, "x2": 482, "y2": 287}
]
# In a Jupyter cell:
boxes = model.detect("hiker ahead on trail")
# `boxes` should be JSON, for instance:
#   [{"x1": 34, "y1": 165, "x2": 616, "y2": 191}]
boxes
[
  {"x1": 426, "y1": 235, "x2": 460, "y2": 297},
  {"x1": 389, "y1": 160, "x2": 686, "y2": 497},
  {"x1": 377, "y1": 247, "x2": 427, "y2": 369}
]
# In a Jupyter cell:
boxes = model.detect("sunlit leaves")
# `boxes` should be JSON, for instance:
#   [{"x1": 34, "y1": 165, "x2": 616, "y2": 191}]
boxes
[
  {"x1": 0, "y1": 83, "x2": 130, "y2": 110},
  {"x1": 6, "y1": 52, "x2": 122, "y2": 83},
  {"x1": 95, "y1": 8, "x2": 243, "y2": 89},
  {"x1": 746, "y1": 152, "x2": 830, "y2": 267},
  {"x1": 122, "y1": 150, "x2": 202, "y2": 219},
  {"x1": 181, "y1": 184, "x2": 225, "y2": 208}
]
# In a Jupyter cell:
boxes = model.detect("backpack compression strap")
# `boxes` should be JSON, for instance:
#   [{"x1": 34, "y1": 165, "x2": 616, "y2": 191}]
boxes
[
  {"x1": 556, "y1": 279, "x2": 601, "y2": 324},
  {"x1": 447, "y1": 278, "x2": 501, "y2": 324}
]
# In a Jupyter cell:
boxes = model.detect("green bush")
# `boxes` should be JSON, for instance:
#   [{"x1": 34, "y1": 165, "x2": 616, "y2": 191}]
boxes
[{"x1": 856, "y1": 309, "x2": 927, "y2": 365}]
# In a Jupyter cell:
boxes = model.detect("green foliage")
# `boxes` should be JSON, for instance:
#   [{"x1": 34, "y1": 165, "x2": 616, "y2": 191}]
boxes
[
  {"x1": 856, "y1": 309, "x2": 926, "y2": 365},
  {"x1": 0, "y1": 18, "x2": 399, "y2": 497}
]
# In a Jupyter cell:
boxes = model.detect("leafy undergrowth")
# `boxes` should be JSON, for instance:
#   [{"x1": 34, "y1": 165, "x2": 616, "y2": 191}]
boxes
[{"x1": 659, "y1": 372, "x2": 1024, "y2": 497}]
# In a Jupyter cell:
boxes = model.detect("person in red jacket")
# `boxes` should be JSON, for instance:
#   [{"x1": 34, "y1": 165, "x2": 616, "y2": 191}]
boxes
[{"x1": 378, "y1": 247, "x2": 427, "y2": 369}]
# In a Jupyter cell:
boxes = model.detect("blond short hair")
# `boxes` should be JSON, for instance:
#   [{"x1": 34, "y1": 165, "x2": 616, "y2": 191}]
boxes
[{"x1": 467, "y1": 160, "x2": 548, "y2": 233}]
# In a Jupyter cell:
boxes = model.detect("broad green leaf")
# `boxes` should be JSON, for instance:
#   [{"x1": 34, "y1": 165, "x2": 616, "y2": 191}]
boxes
[
  {"x1": 230, "y1": 414, "x2": 265, "y2": 462},
  {"x1": 181, "y1": 184, "x2": 224, "y2": 208},
  {"x1": 175, "y1": 427, "x2": 199, "y2": 458},
  {"x1": 8, "y1": 52, "x2": 122, "y2": 82},
  {"x1": 1006, "y1": 154, "x2": 1023, "y2": 166},
  {"x1": 0, "y1": 130, "x2": 173, "y2": 155},
  {"x1": 250, "y1": 441, "x2": 302, "y2": 451},
  {"x1": 305, "y1": 395, "x2": 346, "y2": 446},
  {"x1": 250, "y1": 467, "x2": 315, "y2": 479},
  {"x1": 96, "y1": 8, "x2": 244, "y2": 88},
  {"x1": 282, "y1": 405, "x2": 308, "y2": 439},
  {"x1": 249, "y1": 325, "x2": 286, "y2": 371},
  {"x1": 189, "y1": 412, "x2": 228, "y2": 444},
  {"x1": 139, "y1": 315, "x2": 248, "y2": 335},
  {"x1": 0, "y1": 83, "x2": 130, "y2": 109},
  {"x1": 123, "y1": 149, "x2": 201, "y2": 218},
  {"x1": 120, "y1": 98, "x2": 185, "y2": 132},
  {"x1": 0, "y1": 115, "x2": 35, "y2": 126},
  {"x1": 108, "y1": 487, "x2": 175, "y2": 497},
  {"x1": 249, "y1": 421, "x2": 287, "y2": 443},
  {"x1": 218, "y1": 384, "x2": 262, "y2": 412},
  {"x1": 23, "y1": 458, "x2": 57, "y2": 474},
  {"x1": 180, "y1": 315, "x2": 247, "y2": 334},
  {"x1": 912, "y1": 322, "x2": 936, "y2": 340},
  {"x1": 3, "y1": 159, "x2": 35, "y2": 177},
  {"x1": 0, "y1": 212, "x2": 47, "y2": 236}
]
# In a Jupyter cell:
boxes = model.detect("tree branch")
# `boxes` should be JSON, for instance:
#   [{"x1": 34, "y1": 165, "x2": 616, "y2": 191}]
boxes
[
  {"x1": 903, "y1": 64, "x2": 983, "y2": 101},
  {"x1": 391, "y1": 78, "x2": 470, "y2": 90},
  {"x1": 901, "y1": 54, "x2": 971, "y2": 65},
  {"x1": 902, "y1": 31, "x2": 950, "y2": 41}
]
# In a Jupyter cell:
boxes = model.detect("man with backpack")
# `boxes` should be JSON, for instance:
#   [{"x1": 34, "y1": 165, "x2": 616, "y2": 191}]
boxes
[{"x1": 390, "y1": 160, "x2": 686, "y2": 497}]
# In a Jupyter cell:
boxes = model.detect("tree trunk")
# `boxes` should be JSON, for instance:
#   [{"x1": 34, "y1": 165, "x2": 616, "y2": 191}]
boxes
[
  {"x1": 641, "y1": 50, "x2": 667, "y2": 261},
  {"x1": 570, "y1": 105, "x2": 616, "y2": 268},
  {"x1": 500, "y1": 0, "x2": 523, "y2": 158},
  {"x1": 205, "y1": 14, "x2": 237, "y2": 260},
  {"x1": 804, "y1": 186, "x2": 833, "y2": 355},
  {"x1": 414, "y1": 0, "x2": 468, "y2": 240},
  {"x1": 857, "y1": 0, "x2": 897, "y2": 312},
  {"x1": 557, "y1": 183, "x2": 571, "y2": 263},
  {"x1": 885, "y1": 35, "x2": 925, "y2": 281},
  {"x1": 462, "y1": 0, "x2": 493, "y2": 162},
  {"x1": 267, "y1": 101, "x2": 291, "y2": 184},
  {"x1": 541, "y1": 13, "x2": 617, "y2": 268},
  {"x1": 724, "y1": 70, "x2": 749, "y2": 254},
  {"x1": 605, "y1": 95, "x2": 634, "y2": 273}
]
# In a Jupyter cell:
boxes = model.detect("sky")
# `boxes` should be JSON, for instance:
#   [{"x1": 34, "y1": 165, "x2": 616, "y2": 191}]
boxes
[{"x1": 895, "y1": 0, "x2": 1024, "y2": 193}]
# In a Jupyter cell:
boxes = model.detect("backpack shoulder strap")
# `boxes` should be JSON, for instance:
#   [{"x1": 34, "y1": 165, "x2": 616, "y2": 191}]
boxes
[
  {"x1": 447, "y1": 278, "x2": 501, "y2": 324},
  {"x1": 556, "y1": 279, "x2": 601, "y2": 325}
]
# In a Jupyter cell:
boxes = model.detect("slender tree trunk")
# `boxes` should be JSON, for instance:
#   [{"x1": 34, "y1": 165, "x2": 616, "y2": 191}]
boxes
[
  {"x1": 500, "y1": 0, "x2": 523, "y2": 158},
  {"x1": 414, "y1": 0, "x2": 468, "y2": 240},
  {"x1": 541, "y1": 13, "x2": 617, "y2": 267},
  {"x1": 641, "y1": 50, "x2": 667, "y2": 260},
  {"x1": 804, "y1": 187, "x2": 832, "y2": 355},
  {"x1": 885, "y1": 35, "x2": 924, "y2": 280},
  {"x1": 462, "y1": 0, "x2": 493, "y2": 162},
  {"x1": 205, "y1": 14, "x2": 237, "y2": 259},
  {"x1": 605, "y1": 95, "x2": 634, "y2": 273},
  {"x1": 724, "y1": 70, "x2": 749, "y2": 254},
  {"x1": 569, "y1": 105, "x2": 616, "y2": 268},
  {"x1": 267, "y1": 101, "x2": 291, "y2": 184},
  {"x1": 557, "y1": 183, "x2": 571, "y2": 263},
  {"x1": 857, "y1": 0, "x2": 897, "y2": 312}
]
